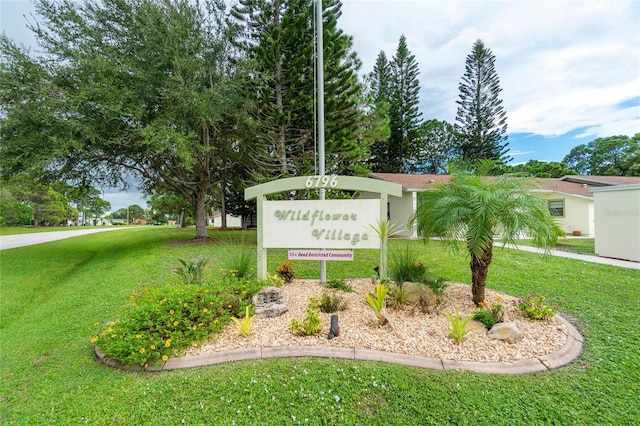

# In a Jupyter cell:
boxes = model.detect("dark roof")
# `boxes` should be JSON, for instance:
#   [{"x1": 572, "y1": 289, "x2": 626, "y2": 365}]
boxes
[
  {"x1": 559, "y1": 175, "x2": 640, "y2": 186},
  {"x1": 367, "y1": 173, "x2": 640, "y2": 199}
]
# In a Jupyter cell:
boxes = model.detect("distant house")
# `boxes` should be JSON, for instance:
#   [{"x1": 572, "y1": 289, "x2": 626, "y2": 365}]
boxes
[{"x1": 364, "y1": 173, "x2": 640, "y2": 239}]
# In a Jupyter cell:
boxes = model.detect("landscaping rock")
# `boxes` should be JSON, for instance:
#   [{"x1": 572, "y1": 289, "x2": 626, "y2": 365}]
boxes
[
  {"x1": 488, "y1": 322, "x2": 523, "y2": 343},
  {"x1": 252, "y1": 286, "x2": 288, "y2": 318}
]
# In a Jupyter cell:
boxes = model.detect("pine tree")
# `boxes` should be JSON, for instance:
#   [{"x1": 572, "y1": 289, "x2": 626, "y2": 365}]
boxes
[
  {"x1": 367, "y1": 51, "x2": 393, "y2": 172},
  {"x1": 455, "y1": 39, "x2": 509, "y2": 163},
  {"x1": 368, "y1": 36, "x2": 422, "y2": 173},
  {"x1": 231, "y1": 0, "x2": 363, "y2": 178}
]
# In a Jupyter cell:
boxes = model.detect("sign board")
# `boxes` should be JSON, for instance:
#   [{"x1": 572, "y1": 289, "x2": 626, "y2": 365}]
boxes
[
  {"x1": 244, "y1": 175, "x2": 402, "y2": 279},
  {"x1": 263, "y1": 199, "x2": 379, "y2": 249}
]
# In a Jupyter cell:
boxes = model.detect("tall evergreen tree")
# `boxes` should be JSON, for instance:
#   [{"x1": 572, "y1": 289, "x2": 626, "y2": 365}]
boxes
[
  {"x1": 455, "y1": 39, "x2": 509, "y2": 163},
  {"x1": 231, "y1": 0, "x2": 363, "y2": 178},
  {"x1": 367, "y1": 51, "x2": 393, "y2": 172},
  {"x1": 368, "y1": 36, "x2": 422, "y2": 173},
  {"x1": 389, "y1": 35, "x2": 422, "y2": 173}
]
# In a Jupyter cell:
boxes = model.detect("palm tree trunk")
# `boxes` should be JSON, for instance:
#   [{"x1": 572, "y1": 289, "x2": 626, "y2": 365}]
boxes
[{"x1": 470, "y1": 246, "x2": 493, "y2": 305}]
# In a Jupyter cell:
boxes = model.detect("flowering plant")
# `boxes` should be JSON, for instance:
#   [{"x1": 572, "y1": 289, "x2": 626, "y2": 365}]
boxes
[
  {"x1": 92, "y1": 282, "x2": 255, "y2": 367},
  {"x1": 515, "y1": 293, "x2": 562, "y2": 320},
  {"x1": 472, "y1": 297, "x2": 504, "y2": 329}
]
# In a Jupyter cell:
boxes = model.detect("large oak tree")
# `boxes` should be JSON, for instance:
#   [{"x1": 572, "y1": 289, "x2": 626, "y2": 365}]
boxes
[{"x1": 0, "y1": 0, "x2": 258, "y2": 239}]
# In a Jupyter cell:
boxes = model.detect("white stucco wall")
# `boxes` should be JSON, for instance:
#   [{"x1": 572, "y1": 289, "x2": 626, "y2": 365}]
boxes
[
  {"x1": 210, "y1": 214, "x2": 243, "y2": 228},
  {"x1": 591, "y1": 185, "x2": 640, "y2": 262},
  {"x1": 360, "y1": 191, "x2": 416, "y2": 238},
  {"x1": 533, "y1": 191, "x2": 594, "y2": 236}
]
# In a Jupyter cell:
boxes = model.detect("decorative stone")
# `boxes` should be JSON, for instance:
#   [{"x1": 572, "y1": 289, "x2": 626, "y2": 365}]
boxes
[
  {"x1": 487, "y1": 322, "x2": 523, "y2": 344},
  {"x1": 251, "y1": 286, "x2": 288, "y2": 318}
]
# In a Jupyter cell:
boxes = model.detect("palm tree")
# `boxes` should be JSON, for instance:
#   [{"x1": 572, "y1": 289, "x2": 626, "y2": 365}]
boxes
[{"x1": 414, "y1": 162, "x2": 564, "y2": 305}]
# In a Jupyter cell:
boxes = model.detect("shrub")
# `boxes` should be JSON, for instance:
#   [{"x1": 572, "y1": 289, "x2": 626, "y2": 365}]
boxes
[
  {"x1": 422, "y1": 277, "x2": 448, "y2": 305},
  {"x1": 325, "y1": 278, "x2": 354, "y2": 293},
  {"x1": 231, "y1": 305, "x2": 256, "y2": 337},
  {"x1": 92, "y1": 282, "x2": 247, "y2": 366},
  {"x1": 174, "y1": 258, "x2": 209, "y2": 285},
  {"x1": 386, "y1": 282, "x2": 413, "y2": 309},
  {"x1": 290, "y1": 297, "x2": 323, "y2": 335},
  {"x1": 445, "y1": 310, "x2": 475, "y2": 343},
  {"x1": 515, "y1": 293, "x2": 561, "y2": 320},
  {"x1": 472, "y1": 297, "x2": 504, "y2": 329},
  {"x1": 318, "y1": 292, "x2": 347, "y2": 313},
  {"x1": 276, "y1": 262, "x2": 295, "y2": 283},
  {"x1": 224, "y1": 247, "x2": 255, "y2": 279},
  {"x1": 365, "y1": 282, "x2": 388, "y2": 326},
  {"x1": 389, "y1": 243, "x2": 425, "y2": 283}
]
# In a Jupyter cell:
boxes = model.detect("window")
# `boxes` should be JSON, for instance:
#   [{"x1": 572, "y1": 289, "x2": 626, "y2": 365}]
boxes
[{"x1": 548, "y1": 200, "x2": 565, "y2": 217}]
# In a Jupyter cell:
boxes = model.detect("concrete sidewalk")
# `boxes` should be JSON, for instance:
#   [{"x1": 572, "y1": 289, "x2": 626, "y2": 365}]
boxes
[
  {"x1": 500, "y1": 243, "x2": 639, "y2": 270},
  {"x1": 0, "y1": 227, "x2": 128, "y2": 250}
]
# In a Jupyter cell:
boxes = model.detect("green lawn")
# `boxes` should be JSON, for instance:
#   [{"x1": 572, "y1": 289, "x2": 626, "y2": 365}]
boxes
[
  {"x1": 517, "y1": 237, "x2": 596, "y2": 255},
  {"x1": 1, "y1": 227, "x2": 638, "y2": 424}
]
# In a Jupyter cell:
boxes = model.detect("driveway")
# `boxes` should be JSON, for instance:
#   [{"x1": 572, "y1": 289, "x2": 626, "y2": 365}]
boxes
[{"x1": 0, "y1": 227, "x2": 128, "y2": 250}]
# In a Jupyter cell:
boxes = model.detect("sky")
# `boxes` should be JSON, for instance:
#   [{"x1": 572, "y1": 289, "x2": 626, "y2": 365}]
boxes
[{"x1": 2, "y1": 0, "x2": 639, "y2": 213}]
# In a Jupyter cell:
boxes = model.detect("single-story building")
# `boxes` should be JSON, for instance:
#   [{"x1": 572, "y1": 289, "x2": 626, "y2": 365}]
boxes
[{"x1": 364, "y1": 173, "x2": 640, "y2": 239}]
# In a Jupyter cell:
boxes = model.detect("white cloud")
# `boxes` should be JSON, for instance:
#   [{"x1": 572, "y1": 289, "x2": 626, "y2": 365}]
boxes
[{"x1": 341, "y1": 0, "x2": 640, "y2": 139}]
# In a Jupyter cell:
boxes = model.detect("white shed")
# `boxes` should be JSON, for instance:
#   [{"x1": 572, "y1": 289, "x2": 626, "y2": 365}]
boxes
[{"x1": 591, "y1": 184, "x2": 640, "y2": 262}]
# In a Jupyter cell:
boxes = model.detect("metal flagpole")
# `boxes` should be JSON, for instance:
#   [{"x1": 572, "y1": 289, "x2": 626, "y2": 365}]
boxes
[{"x1": 316, "y1": 0, "x2": 326, "y2": 284}]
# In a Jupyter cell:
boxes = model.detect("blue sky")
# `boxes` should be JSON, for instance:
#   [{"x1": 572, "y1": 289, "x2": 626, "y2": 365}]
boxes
[{"x1": 2, "y1": 0, "x2": 639, "y2": 211}]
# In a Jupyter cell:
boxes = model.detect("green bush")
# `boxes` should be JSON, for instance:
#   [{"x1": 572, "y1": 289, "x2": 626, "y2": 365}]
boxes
[
  {"x1": 290, "y1": 297, "x2": 323, "y2": 335},
  {"x1": 472, "y1": 298, "x2": 504, "y2": 329},
  {"x1": 174, "y1": 258, "x2": 210, "y2": 285},
  {"x1": 224, "y1": 247, "x2": 256, "y2": 279},
  {"x1": 325, "y1": 278, "x2": 354, "y2": 292},
  {"x1": 515, "y1": 293, "x2": 561, "y2": 320},
  {"x1": 389, "y1": 243, "x2": 426, "y2": 283},
  {"x1": 92, "y1": 281, "x2": 256, "y2": 366},
  {"x1": 318, "y1": 292, "x2": 347, "y2": 313}
]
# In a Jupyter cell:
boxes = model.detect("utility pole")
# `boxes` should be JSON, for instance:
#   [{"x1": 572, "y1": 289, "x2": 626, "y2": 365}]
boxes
[{"x1": 316, "y1": 0, "x2": 326, "y2": 284}]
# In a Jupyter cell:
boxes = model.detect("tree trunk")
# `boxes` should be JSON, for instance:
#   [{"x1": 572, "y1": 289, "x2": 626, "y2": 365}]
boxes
[
  {"x1": 220, "y1": 187, "x2": 227, "y2": 230},
  {"x1": 470, "y1": 246, "x2": 493, "y2": 305},
  {"x1": 194, "y1": 188, "x2": 209, "y2": 239}
]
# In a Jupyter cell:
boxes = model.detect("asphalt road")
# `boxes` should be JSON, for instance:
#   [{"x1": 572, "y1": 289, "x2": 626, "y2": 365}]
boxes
[{"x1": 0, "y1": 227, "x2": 128, "y2": 250}]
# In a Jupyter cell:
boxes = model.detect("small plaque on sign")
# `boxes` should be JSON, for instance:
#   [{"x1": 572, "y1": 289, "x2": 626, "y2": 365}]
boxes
[{"x1": 288, "y1": 250, "x2": 354, "y2": 261}]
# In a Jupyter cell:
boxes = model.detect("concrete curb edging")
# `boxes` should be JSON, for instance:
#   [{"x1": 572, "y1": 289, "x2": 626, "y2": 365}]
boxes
[{"x1": 94, "y1": 314, "x2": 584, "y2": 375}]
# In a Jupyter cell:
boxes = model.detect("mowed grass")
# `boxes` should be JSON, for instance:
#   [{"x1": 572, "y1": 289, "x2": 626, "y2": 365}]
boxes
[
  {"x1": 517, "y1": 237, "x2": 596, "y2": 255},
  {"x1": 1, "y1": 227, "x2": 639, "y2": 425}
]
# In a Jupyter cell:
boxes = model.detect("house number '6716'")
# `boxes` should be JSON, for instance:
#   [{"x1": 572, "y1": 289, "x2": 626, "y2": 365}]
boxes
[{"x1": 305, "y1": 175, "x2": 339, "y2": 188}]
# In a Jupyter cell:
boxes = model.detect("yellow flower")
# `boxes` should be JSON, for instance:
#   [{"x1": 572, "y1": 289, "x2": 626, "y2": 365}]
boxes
[
  {"x1": 162, "y1": 355, "x2": 169, "y2": 361},
  {"x1": 111, "y1": 334, "x2": 116, "y2": 338},
  {"x1": 165, "y1": 339, "x2": 172, "y2": 347},
  {"x1": 107, "y1": 327, "x2": 113, "y2": 333},
  {"x1": 227, "y1": 304, "x2": 232, "y2": 309},
  {"x1": 184, "y1": 303, "x2": 188, "y2": 307},
  {"x1": 169, "y1": 309, "x2": 175, "y2": 314},
  {"x1": 150, "y1": 344, "x2": 156, "y2": 350},
  {"x1": 136, "y1": 334, "x2": 142, "y2": 339},
  {"x1": 174, "y1": 321, "x2": 179, "y2": 326},
  {"x1": 90, "y1": 337, "x2": 98, "y2": 343},
  {"x1": 214, "y1": 319, "x2": 218, "y2": 324},
  {"x1": 203, "y1": 308, "x2": 209, "y2": 313},
  {"x1": 192, "y1": 326, "x2": 197, "y2": 331},
  {"x1": 139, "y1": 348, "x2": 146, "y2": 354},
  {"x1": 93, "y1": 322, "x2": 100, "y2": 326}
]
